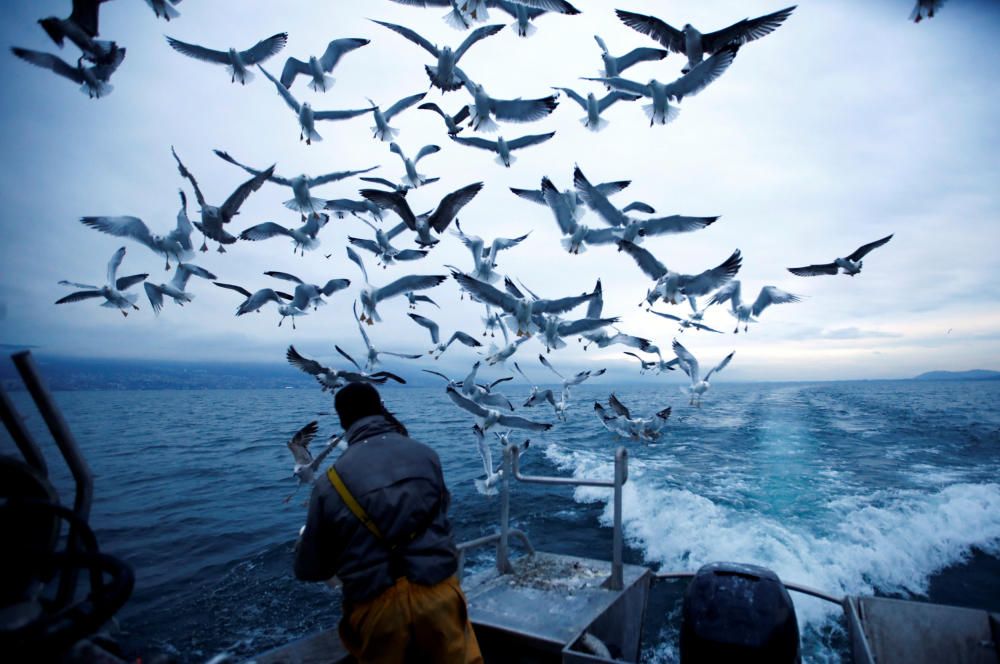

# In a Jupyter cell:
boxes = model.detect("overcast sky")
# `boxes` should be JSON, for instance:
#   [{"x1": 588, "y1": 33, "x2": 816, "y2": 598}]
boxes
[{"x1": 0, "y1": 0, "x2": 998, "y2": 382}]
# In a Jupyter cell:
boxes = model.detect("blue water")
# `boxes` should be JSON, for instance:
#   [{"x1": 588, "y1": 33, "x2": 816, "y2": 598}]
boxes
[{"x1": 3, "y1": 381, "x2": 1000, "y2": 662}]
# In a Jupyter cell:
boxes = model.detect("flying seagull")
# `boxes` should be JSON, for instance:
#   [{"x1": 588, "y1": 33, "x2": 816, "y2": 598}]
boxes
[
  {"x1": 447, "y1": 386, "x2": 552, "y2": 432},
  {"x1": 552, "y1": 87, "x2": 640, "y2": 131},
  {"x1": 911, "y1": 0, "x2": 945, "y2": 22},
  {"x1": 707, "y1": 281, "x2": 801, "y2": 333},
  {"x1": 461, "y1": 76, "x2": 559, "y2": 132},
  {"x1": 594, "y1": 394, "x2": 672, "y2": 442},
  {"x1": 513, "y1": 361, "x2": 567, "y2": 421},
  {"x1": 80, "y1": 190, "x2": 194, "y2": 270},
  {"x1": 452, "y1": 272, "x2": 594, "y2": 335},
  {"x1": 361, "y1": 182, "x2": 484, "y2": 247},
  {"x1": 419, "y1": 102, "x2": 471, "y2": 135},
  {"x1": 37, "y1": 0, "x2": 119, "y2": 65},
  {"x1": 372, "y1": 20, "x2": 504, "y2": 91},
  {"x1": 347, "y1": 247, "x2": 447, "y2": 324},
  {"x1": 452, "y1": 219, "x2": 529, "y2": 284},
  {"x1": 593, "y1": 34, "x2": 668, "y2": 79},
  {"x1": 388, "y1": 142, "x2": 441, "y2": 189},
  {"x1": 145, "y1": 0, "x2": 182, "y2": 22},
  {"x1": 787, "y1": 235, "x2": 894, "y2": 277},
  {"x1": 264, "y1": 271, "x2": 351, "y2": 328},
  {"x1": 166, "y1": 32, "x2": 287, "y2": 84},
  {"x1": 11, "y1": 46, "x2": 124, "y2": 98},
  {"x1": 214, "y1": 281, "x2": 293, "y2": 316},
  {"x1": 407, "y1": 292, "x2": 439, "y2": 309},
  {"x1": 347, "y1": 216, "x2": 429, "y2": 267},
  {"x1": 450, "y1": 132, "x2": 555, "y2": 167},
  {"x1": 408, "y1": 313, "x2": 483, "y2": 358},
  {"x1": 287, "y1": 345, "x2": 405, "y2": 392},
  {"x1": 648, "y1": 309, "x2": 722, "y2": 334},
  {"x1": 471, "y1": 424, "x2": 502, "y2": 495},
  {"x1": 487, "y1": 0, "x2": 581, "y2": 37},
  {"x1": 424, "y1": 361, "x2": 513, "y2": 410},
  {"x1": 284, "y1": 421, "x2": 341, "y2": 503},
  {"x1": 258, "y1": 65, "x2": 371, "y2": 144},
  {"x1": 673, "y1": 339, "x2": 734, "y2": 407},
  {"x1": 352, "y1": 303, "x2": 422, "y2": 371},
  {"x1": 618, "y1": 240, "x2": 742, "y2": 307},
  {"x1": 143, "y1": 263, "x2": 216, "y2": 315},
  {"x1": 367, "y1": 92, "x2": 427, "y2": 142},
  {"x1": 240, "y1": 212, "x2": 330, "y2": 256},
  {"x1": 213, "y1": 150, "x2": 378, "y2": 220},
  {"x1": 585, "y1": 45, "x2": 739, "y2": 126},
  {"x1": 616, "y1": 6, "x2": 795, "y2": 73},
  {"x1": 171, "y1": 147, "x2": 273, "y2": 252},
  {"x1": 279, "y1": 37, "x2": 369, "y2": 91},
  {"x1": 56, "y1": 246, "x2": 147, "y2": 316}
]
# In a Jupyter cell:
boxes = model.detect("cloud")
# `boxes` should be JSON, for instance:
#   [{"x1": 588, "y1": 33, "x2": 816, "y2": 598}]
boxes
[{"x1": 818, "y1": 327, "x2": 902, "y2": 340}]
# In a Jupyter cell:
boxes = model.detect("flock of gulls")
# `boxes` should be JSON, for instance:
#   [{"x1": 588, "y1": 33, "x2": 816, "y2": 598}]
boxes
[{"x1": 16, "y1": 0, "x2": 923, "y2": 495}]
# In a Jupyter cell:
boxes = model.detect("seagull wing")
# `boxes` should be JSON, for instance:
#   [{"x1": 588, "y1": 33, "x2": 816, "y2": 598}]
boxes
[
  {"x1": 171, "y1": 147, "x2": 207, "y2": 208},
  {"x1": 594, "y1": 180, "x2": 632, "y2": 196},
  {"x1": 540, "y1": 177, "x2": 577, "y2": 234},
  {"x1": 707, "y1": 280, "x2": 741, "y2": 309},
  {"x1": 80, "y1": 217, "x2": 155, "y2": 251},
  {"x1": 374, "y1": 275, "x2": 447, "y2": 303},
  {"x1": 429, "y1": 182, "x2": 484, "y2": 233},
  {"x1": 621, "y1": 201, "x2": 654, "y2": 214},
  {"x1": 447, "y1": 385, "x2": 490, "y2": 417},
  {"x1": 640, "y1": 215, "x2": 719, "y2": 236},
  {"x1": 496, "y1": 414, "x2": 552, "y2": 432},
  {"x1": 618, "y1": 240, "x2": 668, "y2": 280},
  {"x1": 490, "y1": 232, "x2": 529, "y2": 253},
  {"x1": 450, "y1": 135, "x2": 498, "y2": 153},
  {"x1": 453, "y1": 273, "x2": 519, "y2": 312},
  {"x1": 335, "y1": 345, "x2": 364, "y2": 372},
  {"x1": 347, "y1": 237, "x2": 383, "y2": 255},
  {"x1": 663, "y1": 45, "x2": 738, "y2": 99},
  {"x1": 240, "y1": 222, "x2": 292, "y2": 241},
  {"x1": 239, "y1": 33, "x2": 288, "y2": 65},
  {"x1": 144, "y1": 283, "x2": 165, "y2": 314},
  {"x1": 680, "y1": 250, "x2": 742, "y2": 297},
  {"x1": 372, "y1": 20, "x2": 440, "y2": 56},
  {"x1": 558, "y1": 317, "x2": 617, "y2": 336},
  {"x1": 320, "y1": 279, "x2": 350, "y2": 295},
  {"x1": 237, "y1": 288, "x2": 286, "y2": 315},
  {"x1": 533, "y1": 291, "x2": 594, "y2": 315},
  {"x1": 701, "y1": 6, "x2": 796, "y2": 53},
  {"x1": 751, "y1": 286, "x2": 800, "y2": 316},
  {"x1": 287, "y1": 421, "x2": 319, "y2": 465},
  {"x1": 704, "y1": 350, "x2": 735, "y2": 381},
  {"x1": 574, "y1": 166, "x2": 628, "y2": 227},
  {"x1": 313, "y1": 107, "x2": 372, "y2": 121},
  {"x1": 608, "y1": 393, "x2": 631, "y2": 419},
  {"x1": 383, "y1": 92, "x2": 427, "y2": 120},
  {"x1": 848, "y1": 234, "x2": 893, "y2": 261},
  {"x1": 264, "y1": 271, "x2": 304, "y2": 284},
  {"x1": 55, "y1": 290, "x2": 104, "y2": 304},
  {"x1": 446, "y1": 331, "x2": 482, "y2": 348},
  {"x1": 346, "y1": 246, "x2": 369, "y2": 283},
  {"x1": 361, "y1": 189, "x2": 417, "y2": 229},
  {"x1": 213, "y1": 281, "x2": 252, "y2": 298},
  {"x1": 279, "y1": 57, "x2": 310, "y2": 88},
  {"x1": 221, "y1": 166, "x2": 274, "y2": 220},
  {"x1": 538, "y1": 353, "x2": 565, "y2": 380},
  {"x1": 258, "y1": 65, "x2": 300, "y2": 112},
  {"x1": 475, "y1": 426, "x2": 494, "y2": 476},
  {"x1": 408, "y1": 313, "x2": 441, "y2": 344},
  {"x1": 614, "y1": 10, "x2": 685, "y2": 52},
  {"x1": 616, "y1": 46, "x2": 669, "y2": 71},
  {"x1": 106, "y1": 246, "x2": 126, "y2": 285},
  {"x1": 589, "y1": 76, "x2": 650, "y2": 97},
  {"x1": 490, "y1": 96, "x2": 558, "y2": 123},
  {"x1": 598, "y1": 91, "x2": 642, "y2": 112},
  {"x1": 787, "y1": 260, "x2": 839, "y2": 276},
  {"x1": 649, "y1": 310, "x2": 682, "y2": 322},
  {"x1": 286, "y1": 346, "x2": 326, "y2": 376},
  {"x1": 165, "y1": 36, "x2": 229, "y2": 64},
  {"x1": 510, "y1": 186, "x2": 545, "y2": 205},
  {"x1": 308, "y1": 166, "x2": 379, "y2": 187},
  {"x1": 11, "y1": 48, "x2": 84, "y2": 83},
  {"x1": 671, "y1": 339, "x2": 700, "y2": 383},
  {"x1": 585, "y1": 280, "x2": 603, "y2": 318},
  {"x1": 552, "y1": 87, "x2": 587, "y2": 109},
  {"x1": 506, "y1": 132, "x2": 556, "y2": 150},
  {"x1": 172, "y1": 263, "x2": 216, "y2": 290},
  {"x1": 369, "y1": 371, "x2": 407, "y2": 384},
  {"x1": 319, "y1": 37, "x2": 370, "y2": 71},
  {"x1": 455, "y1": 24, "x2": 505, "y2": 60}
]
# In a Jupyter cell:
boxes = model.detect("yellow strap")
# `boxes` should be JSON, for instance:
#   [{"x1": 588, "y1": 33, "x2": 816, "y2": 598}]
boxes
[{"x1": 327, "y1": 467, "x2": 386, "y2": 543}]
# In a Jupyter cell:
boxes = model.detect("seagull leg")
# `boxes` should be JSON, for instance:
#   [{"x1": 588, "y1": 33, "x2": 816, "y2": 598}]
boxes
[
  {"x1": 217, "y1": 244, "x2": 226, "y2": 253},
  {"x1": 165, "y1": 259, "x2": 171, "y2": 270},
  {"x1": 121, "y1": 310, "x2": 128, "y2": 318},
  {"x1": 200, "y1": 237, "x2": 208, "y2": 252}
]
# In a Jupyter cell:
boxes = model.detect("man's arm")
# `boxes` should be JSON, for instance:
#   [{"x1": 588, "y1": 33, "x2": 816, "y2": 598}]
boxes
[{"x1": 294, "y1": 484, "x2": 340, "y2": 582}]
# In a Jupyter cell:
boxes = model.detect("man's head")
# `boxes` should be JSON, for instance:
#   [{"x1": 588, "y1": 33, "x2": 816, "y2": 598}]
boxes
[{"x1": 334, "y1": 382, "x2": 383, "y2": 431}]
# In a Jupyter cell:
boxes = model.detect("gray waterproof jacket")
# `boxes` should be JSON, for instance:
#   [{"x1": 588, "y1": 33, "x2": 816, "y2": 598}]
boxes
[{"x1": 294, "y1": 415, "x2": 458, "y2": 603}]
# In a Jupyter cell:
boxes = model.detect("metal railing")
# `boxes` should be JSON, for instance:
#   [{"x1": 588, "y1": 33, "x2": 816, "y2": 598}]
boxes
[
  {"x1": 654, "y1": 570, "x2": 845, "y2": 605},
  {"x1": 455, "y1": 529, "x2": 535, "y2": 581}
]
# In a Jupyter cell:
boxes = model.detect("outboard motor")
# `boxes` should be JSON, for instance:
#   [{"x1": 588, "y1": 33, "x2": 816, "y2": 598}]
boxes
[{"x1": 680, "y1": 562, "x2": 799, "y2": 664}]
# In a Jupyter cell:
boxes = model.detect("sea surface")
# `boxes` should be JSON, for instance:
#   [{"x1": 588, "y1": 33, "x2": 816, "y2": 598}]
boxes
[{"x1": 3, "y1": 381, "x2": 1000, "y2": 663}]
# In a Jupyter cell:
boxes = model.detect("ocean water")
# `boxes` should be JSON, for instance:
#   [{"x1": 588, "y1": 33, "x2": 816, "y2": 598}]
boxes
[{"x1": 3, "y1": 381, "x2": 999, "y2": 662}]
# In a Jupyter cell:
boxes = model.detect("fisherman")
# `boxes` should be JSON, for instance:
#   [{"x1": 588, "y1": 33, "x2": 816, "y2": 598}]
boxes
[{"x1": 295, "y1": 382, "x2": 482, "y2": 663}]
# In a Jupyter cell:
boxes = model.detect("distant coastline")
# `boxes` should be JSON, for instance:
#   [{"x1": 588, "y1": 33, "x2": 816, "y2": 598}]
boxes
[{"x1": 912, "y1": 370, "x2": 1000, "y2": 381}]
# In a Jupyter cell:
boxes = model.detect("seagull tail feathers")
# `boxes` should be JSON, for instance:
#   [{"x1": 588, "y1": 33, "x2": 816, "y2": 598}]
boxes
[
  {"x1": 443, "y1": 8, "x2": 471, "y2": 30},
  {"x1": 160, "y1": 2, "x2": 181, "y2": 19},
  {"x1": 495, "y1": 154, "x2": 515, "y2": 167},
  {"x1": 584, "y1": 116, "x2": 609, "y2": 132},
  {"x1": 473, "y1": 477, "x2": 498, "y2": 496},
  {"x1": 82, "y1": 80, "x2": 113, "y2": 99},
  {"x1": 513, "y1": 21, "x2": 537, "y2": 38},
  {"x1": 560, "y1": 237, "x2": 586, "y2": 253},
  {"x1": 472, "y1": 113, "x2": 499, "y2": 133},
  {"x1": 372, "y1": 124, "x2": 400, "y2": 142},
  {"x1": 424, "y1": 65, "x2": 464, "y2": 92},
  {"x1": 306, "y1": 126, "x2": 323, "y2": 143},
  {"x1": 282, "y1": 197, "x2": 327, "y2": 213},
  {"x1": 644, "y1": 103, "x2": 680, "y2": 126},
  {"x1": 227, "y1": 65, "x2": 253, "y2": 85},
  {"x1": 309, "y1": 75, "x2": 335, "y2": 92}
]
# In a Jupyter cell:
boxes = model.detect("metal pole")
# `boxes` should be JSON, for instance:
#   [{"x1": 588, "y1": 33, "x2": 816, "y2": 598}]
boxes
[
  {"x1": 0, "y1": 385, "x2": 48, "y2": 475},
  {"x1": 609, "y1": 447, "x2": 627, "y2": 591},
  {"x1": 12, "y1": 350, "x2": 92, "y2": 606},
  {"x1": 497, "y1": 444, "x2": 512, "y2": 574}
]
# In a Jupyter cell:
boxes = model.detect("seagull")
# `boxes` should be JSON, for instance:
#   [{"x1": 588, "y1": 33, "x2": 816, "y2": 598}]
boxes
[
  {"x1": 348, "y1": 218, "x2": 428, "y2": 268},
  {"x1": 361, "y1": 182, "x2": 484, "y2": 247},
  {"x1": 11, "y1": 46, "x2": 124, "y2": 98},
  {"x1": 648, "y1": 309, "x2": 723, "y2": 334},
  {"x1": 618, "y1": 240, "x2": 742, "y2": 307},
  {"x1": 418, "y1": 102, "x2": 471, "y2": 135},
  {"x1": 469, "y1": 424, "x2": 503, "y2": 494},
  {"x1": 535, "y1": 313, "x2": 619, "y2": 352},
  {"x1": 573, "y1": 166, "x2": 719, "y2": 244},
  {"x1": 56, "y1": 246, "x2": 148, "y2": 316},
  {"x1": 279, "y1": 37, "x2": 369, "y2": 92},
  {"x1": 143, "y1": 263, "x2": 216, "y2": 315},
  {"x1": 484, "y1": 315, "x2": 531, "y2": 365},
  {"x1": 447, "y1": 386, "x2": 552, "y2": 432},
  {"x1": 787, "y1": 235, "x2": 894, "y2": 277},
  {"x1": 171, "y1": 147, "x2": 273, "y2": 252},
  {"x1": 284, "y1": 421, "x2": 342, "y2": 503},
  {"x1": 452, "y1": 220, "x2": 529, "y2": 284},
  {"x1": 258, "y1": 65, "x2": 371, "y2": 144},
  {"x1": 461, "y1": 77, "x2": 559, "y2": 132},
  {"x1": 594, "y1": 394, "x2": 671, "y2": 442},
  {"x1": 165, "y1": 32, "x2": 287, "y2": 84},
  {"x1": 406, "y1": 292, "x2": 440, "y2": 310},
  {"x1": 623, "y1": 351, "x2": 680, "y2": 374},
  {"x1": 486, "y1": 0, "x2": 580, "y2": 37},
  {"x1": 482, "y1": 305, "x2": 503, "y2": 337},
  {"x1": 372, "y1": 20, "x2": 504, "y2": 91},
  {"x1": 352, "y1": 303, "x2": 422, "y2": 371},
  {"x1": 325, "y1": 197, "x2": 386, "y2": 223},
  {"x1": 616, "y1": 6, "x2": 795, "y2": 74},
  {"x1": 539, "y1": 353, "x2": 606, "y2": 392},
  {"x1": 408, "y1": 313, "x2": 483, "y2": 358},
  {"x1": 80, "y1": 190, "x2": 194, "y2": 270},
  {"x1": 450, "y1": 132, "x2": 555, "y2": 167},
  {"x1": 452, "y1": 272, "x2": 594, "y2": 336},
  {"x1": 593, "y1": 35, "x2": 668, "y2": 79},
  {"x1": 240, "y1": 213, "x2": 331, "y2": 256},
  {"x1": 145, "y1": 0, "x2": 182, "y2": 22},
  {"x1": 424, "y1": 362, "x2": 513, "y2": 410},
  {"x1": 37, "y1": 0, "x2": 119, "y2": 66},
  {"x1": 672, "y1": 339, "x2": 734, "y2": 407},
  {"x1": 585, "y1": 45, "x2": 739, "y2": 126},
  {"x1": 264, "y1": 271, "x2": 351, "y2": 328},
  {"x1": 707, "y1": 281, "x2": 801, "y2": 333},
  {"x1": 576, "y1": 280, "x2": 653, "y2": 352},
  {"x1": 346, "y1": 247, "x2": 446, "y2": 324},
  {"x1": 367, "y1": 92, "x2": 427, "y2": 142},
  {"x1": 911, "y1": 0, "x2": 945, "y2": 22},
  {"x1": 213, "y1": 150, "x2": 378, "y2": 220},
  {"x1": 552, "y1": 87, "x2": 640, "y2": 131},
  {"x1": 287, "y1": 345, "x2": 405, "y2": 392},
  {"x1": 213, "y1": 281, "x2": 293, "y2": 316},
  {"x1": 388, "y1": 142, "x2": 441, "y2": 189}
]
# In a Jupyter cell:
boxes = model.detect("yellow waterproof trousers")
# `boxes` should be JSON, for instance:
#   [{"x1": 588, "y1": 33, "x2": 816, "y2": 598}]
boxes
[{"x1": 339, "y1": 575, "x2": 484, "y2": 664}]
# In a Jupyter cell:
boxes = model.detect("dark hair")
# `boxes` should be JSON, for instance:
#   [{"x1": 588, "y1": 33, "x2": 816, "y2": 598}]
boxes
[{"x1": 334, "y1": 382, "x2": 408, "y2": 436}]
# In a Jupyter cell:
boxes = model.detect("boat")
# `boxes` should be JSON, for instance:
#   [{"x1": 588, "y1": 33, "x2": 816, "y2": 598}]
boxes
[{"x1": 2, "y1": 350, "x2": 998, "y2": 663}]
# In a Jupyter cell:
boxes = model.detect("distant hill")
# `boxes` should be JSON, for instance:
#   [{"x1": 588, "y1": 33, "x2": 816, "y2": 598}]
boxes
[{"x1": 913, "y1": 370, "x2": 1000, "y2": 381}]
